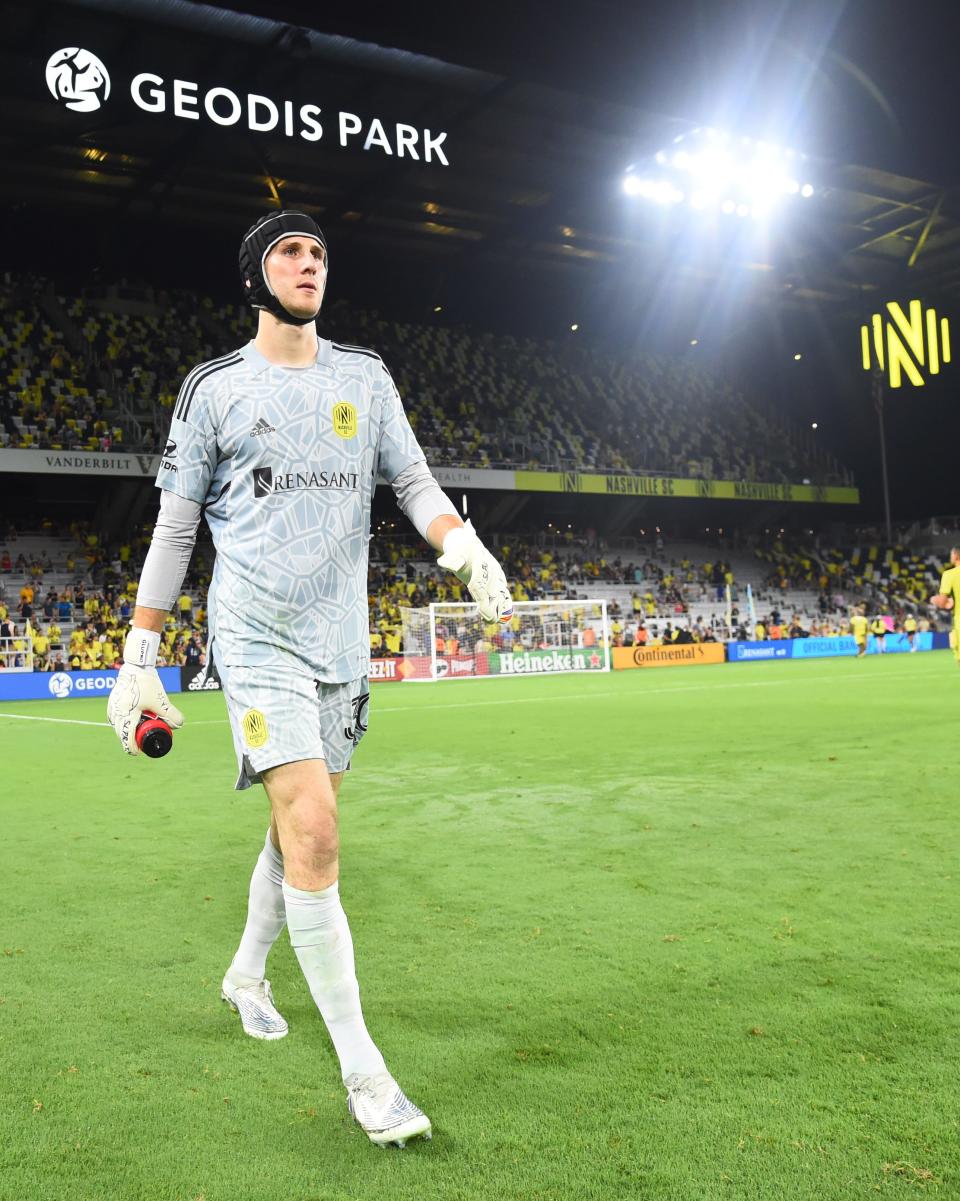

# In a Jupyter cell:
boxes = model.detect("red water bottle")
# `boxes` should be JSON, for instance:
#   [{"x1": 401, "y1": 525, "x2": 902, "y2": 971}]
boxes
[{"x1": 136, "y1": 711, "x2": 173, "y2": 758}]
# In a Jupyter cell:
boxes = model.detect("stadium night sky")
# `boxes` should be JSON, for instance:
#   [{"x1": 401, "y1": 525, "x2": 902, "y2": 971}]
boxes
[
  {"x1": 280, "y1": 0, "x2": 960, "y2": 181},
  {"x1": 186, "y1": 0, "x2": 960, "y2": 520}
]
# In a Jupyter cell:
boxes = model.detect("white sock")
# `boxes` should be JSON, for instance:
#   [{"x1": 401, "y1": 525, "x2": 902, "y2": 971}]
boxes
[
  {"x1": 282, "y1": 880, "x2": 387, "y2": 1080},
  {"x1": 228, "y1": 830, "x2": 286, "y2": 983}
]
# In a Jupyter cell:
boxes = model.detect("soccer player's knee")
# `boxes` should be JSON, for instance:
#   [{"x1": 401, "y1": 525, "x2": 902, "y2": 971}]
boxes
[{"x1": 298, "y1": 814, "x2": 339, "y2": 868}]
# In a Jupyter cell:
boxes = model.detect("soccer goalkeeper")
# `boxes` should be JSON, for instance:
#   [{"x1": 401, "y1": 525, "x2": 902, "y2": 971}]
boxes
[{"x1": 106, "y1": 210, "x2": 512, "y2": 1148}]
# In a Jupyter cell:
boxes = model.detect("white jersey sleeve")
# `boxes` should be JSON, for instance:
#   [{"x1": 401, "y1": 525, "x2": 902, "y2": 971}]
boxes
[
  {"x1": 135, "y1": 491, "x2": 203, "y2": 611},
  {"x1": 375, "y1": 364, "x2": 427, "y2": 484},
  {"x1": 391, "y1": 460, "x2": 459, "y2": 541},
  {"x1": 155, "y1": 351, "x2": 239, "y2": 504}
]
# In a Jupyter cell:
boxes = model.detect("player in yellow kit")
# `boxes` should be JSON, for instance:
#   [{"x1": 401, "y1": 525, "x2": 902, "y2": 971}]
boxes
[
  {"x1": 849, "y1": 609, "x2": 868, "y2": 657},
  {"x1": 931, "y1": 547, "x2": 960, "y2": 665},
  {"x1": 870, "y1": 615, "x2": 887, "y2": 654},
  {"x1": 903, "y1": 614, "x2": 918, "y2": 652}
]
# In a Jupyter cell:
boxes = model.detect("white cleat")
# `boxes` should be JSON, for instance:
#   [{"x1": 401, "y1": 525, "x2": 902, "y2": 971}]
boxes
[
  {"x1": 221, "y1": 974, "x2": 288, "y2": 1040},
  {"x1": 345, "y1": 1071, "x2": 432, "y2": 1148}
]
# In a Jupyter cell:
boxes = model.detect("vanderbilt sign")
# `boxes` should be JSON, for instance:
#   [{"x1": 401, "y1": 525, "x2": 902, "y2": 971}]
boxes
[{"x1": 860, "y1": 300, "x2": 952, "y2": 388}]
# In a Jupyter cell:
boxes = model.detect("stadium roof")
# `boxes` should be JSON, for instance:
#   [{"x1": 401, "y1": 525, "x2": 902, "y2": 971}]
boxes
[{"x1": 4, "y1": 0, "x2": 960, "y2": 315}]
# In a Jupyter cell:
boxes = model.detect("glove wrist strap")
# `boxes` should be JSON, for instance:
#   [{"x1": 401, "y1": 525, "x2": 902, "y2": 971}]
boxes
[
  {"x1": 123, "y1": 627, "x2": 161, "y2": 668},
  {"x1": 441, "y1": 521, "x2": 477, "y2": 555}
]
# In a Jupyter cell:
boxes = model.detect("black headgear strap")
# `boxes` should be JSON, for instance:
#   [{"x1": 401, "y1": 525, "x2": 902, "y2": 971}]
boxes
[{"x1": 239, "y1": 210, "x2": 327, "y2": 327}]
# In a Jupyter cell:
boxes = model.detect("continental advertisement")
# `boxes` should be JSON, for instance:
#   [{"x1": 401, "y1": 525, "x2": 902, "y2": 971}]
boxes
[
  {"x1": 514, "y1": 470, "x2": 859, "y2": 505},
  {"x1": 612, "y1": 644, "x2": 726, "y2": 669}
]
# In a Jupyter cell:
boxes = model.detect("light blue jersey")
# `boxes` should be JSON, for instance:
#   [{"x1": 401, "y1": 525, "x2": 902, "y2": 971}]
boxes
[{"x1": 157, "y1": 339, "x2": 424, "y2": 682}]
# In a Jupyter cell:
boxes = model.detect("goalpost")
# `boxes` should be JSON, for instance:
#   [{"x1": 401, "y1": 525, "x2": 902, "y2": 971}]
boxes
[
  {"x1": 0, "y1": 637, "x2": 33, "y2": 672},
  {"x1": 399, "y1": 598, "x2": 611, "y2": 681}
]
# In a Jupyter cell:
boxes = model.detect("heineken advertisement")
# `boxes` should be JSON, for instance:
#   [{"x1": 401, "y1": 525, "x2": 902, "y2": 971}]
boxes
[
  {"x1": 0, "y1": 449, "x2": 859, "y2": 505},
  {"x1": 490, "y1": 648, "x2": 606, "y2": 674},
  {"x1": 513, "y1": 470, "x2": 860, "y2": 505}
]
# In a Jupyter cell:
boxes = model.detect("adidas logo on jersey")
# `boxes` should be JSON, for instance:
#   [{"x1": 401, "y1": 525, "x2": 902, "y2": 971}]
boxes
[{"x1": 250, "y1": 417, "x2": 276, "y2": 436}]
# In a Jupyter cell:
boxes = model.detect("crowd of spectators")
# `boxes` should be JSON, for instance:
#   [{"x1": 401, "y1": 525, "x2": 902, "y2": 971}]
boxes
[
  {"x1": 0, "y1": 274, "x2": 851, "y2": 486},
  {"x1": 0, "y1": 517, "x2": 212, "y2": 671},
  {"x1": 0, "y1": 574, "x2": 207, "y2": 672},
  {"x1": 754, "y1": 537, "x2": 941, "y2": 614},
  {"x1": 1, "y1": 514, "x2": 947, "y2": 674},
  {"x1": 0, "y1": 277, "x2": 121, "y2": 452}
]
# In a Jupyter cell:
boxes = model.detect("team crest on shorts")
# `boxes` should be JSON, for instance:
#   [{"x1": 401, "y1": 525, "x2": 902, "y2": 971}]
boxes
[
  {"x1": 332, "y1": 401, "x2": 357, "y2": 439},
  {"x1": 242, "y1": 709, "x2": 269, "y2": 748}
]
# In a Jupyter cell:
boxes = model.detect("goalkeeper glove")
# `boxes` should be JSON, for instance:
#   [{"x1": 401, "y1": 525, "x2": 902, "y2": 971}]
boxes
[
  {"x1": 107, "y1": 628, "x2": 185, "y2": 756},
  {"x1": 437, "y1": 520, "x2": 514, "y2": 623}
]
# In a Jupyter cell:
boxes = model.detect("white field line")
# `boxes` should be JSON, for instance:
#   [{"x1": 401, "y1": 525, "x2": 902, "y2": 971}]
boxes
[
  {"x1": 0, "y1": 713, "x2": 110, "y2": 727},
  {"x1": 0, "y1": 663, "x2": 942, "y2": 728},
  {"x1": 375, "y1": 665, "x2": 944, "y2": 714},
  {"x1": 0, "y1": 714, "x2": 230, "y2": 728}
]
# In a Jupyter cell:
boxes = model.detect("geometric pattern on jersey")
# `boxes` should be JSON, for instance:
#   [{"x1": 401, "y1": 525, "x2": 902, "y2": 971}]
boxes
[
  {"x1": 345, "y1": 1071, "x2": 433, "y2": 1147},
  {"x1": 220, "y1": 975, "x2": 288, "y2": 1040},
  {"x1": 158, "y1": 339, "x2": 424, "y2": 681},
  {"x1": 215, "y1": 655, "x2": 369, "y2": 790}
]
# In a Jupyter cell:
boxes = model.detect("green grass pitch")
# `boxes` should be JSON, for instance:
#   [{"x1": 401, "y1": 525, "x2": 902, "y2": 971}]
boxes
[{"x1": 1, "y1": 654, "x2": 958, "y2": 1200}]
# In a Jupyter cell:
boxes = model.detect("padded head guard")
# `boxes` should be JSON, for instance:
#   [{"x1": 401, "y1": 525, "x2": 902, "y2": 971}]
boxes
[{"x1": 239, "y1": 209, "x2": 327, "y2": 326}]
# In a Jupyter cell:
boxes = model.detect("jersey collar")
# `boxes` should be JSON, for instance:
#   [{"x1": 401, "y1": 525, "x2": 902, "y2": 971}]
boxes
[{"x1": 241, "y1": 338, "x2": 334, "y2": 374}]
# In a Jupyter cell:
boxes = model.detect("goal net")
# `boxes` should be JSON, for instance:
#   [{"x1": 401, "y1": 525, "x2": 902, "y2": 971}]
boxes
[
  {"x1": 0, "y1": 636, "x2": 33, "y2": 673},
  {"x1": 399, "y1": 599, "x2": 610, "y2": 680}
]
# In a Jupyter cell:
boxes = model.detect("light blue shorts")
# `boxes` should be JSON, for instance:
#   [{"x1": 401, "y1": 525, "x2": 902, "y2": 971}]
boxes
[{"x1": 212, "y1": 653, "x2": 369, "y2": 791}]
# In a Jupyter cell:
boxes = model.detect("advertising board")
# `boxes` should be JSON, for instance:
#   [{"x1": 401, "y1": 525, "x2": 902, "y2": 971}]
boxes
[
  {"x1": 0, "y1": 666, "x2": 181, "y2": 702},
  {"x1": 612, "y1": 644, "x2": 725, "y2": 669}
]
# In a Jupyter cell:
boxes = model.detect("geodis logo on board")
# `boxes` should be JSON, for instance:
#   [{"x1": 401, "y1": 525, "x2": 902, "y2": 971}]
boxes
[
  {"x1": 43, "y1": 46, "x2": 450, "y2": 163},
  {"x1": 45, "y1": 48, "x2": 111, "y2": 112},
  {"x1": 48, "y1": 670, "x2": 117, "y2": 698}
]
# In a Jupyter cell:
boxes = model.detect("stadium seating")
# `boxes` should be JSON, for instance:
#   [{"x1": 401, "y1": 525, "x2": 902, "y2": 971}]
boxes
[
  {"x1": 0, "y1": 278, "x2": 115, "y2": 451},
  {"x1": 61, "y1": 289, "x2": 217, "y2": 430},
  {"x1": 0, "y1": 275, "x2": 852, "y2": 485},
  {"x1": 5, "y1": 515, "x2": 944, "y2": 675},
  {"x1": 1, "y1": 516, "x2": 947, "y2": 671}
]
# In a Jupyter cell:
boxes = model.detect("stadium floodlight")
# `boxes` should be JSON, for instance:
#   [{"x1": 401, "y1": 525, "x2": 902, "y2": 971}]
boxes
[
  {"x1": 624, "y1": 127, "x2": 815, "y2": 220},
  {"x1": 623, "y1": 174, "x2": 683, "y2": 204}
]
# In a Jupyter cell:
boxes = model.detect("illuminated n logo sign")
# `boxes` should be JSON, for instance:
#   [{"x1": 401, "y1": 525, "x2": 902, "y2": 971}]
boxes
[{"x1": 860, "y1": 300, "x2": 951, "y2": 388}]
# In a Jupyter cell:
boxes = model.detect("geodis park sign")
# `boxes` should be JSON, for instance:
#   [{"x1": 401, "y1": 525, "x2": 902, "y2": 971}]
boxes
[{"x1": 44, "y1": 46, "x2": 451, "y2": 164}]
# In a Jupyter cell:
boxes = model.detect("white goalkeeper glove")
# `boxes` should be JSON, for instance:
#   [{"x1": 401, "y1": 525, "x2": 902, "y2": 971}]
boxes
[
  {"x1": 437, "y1": 520, "x2": 514, "y2": 624},
  {"x1": 107, "y1": 628, "x2": 185, "y2": 756}
]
